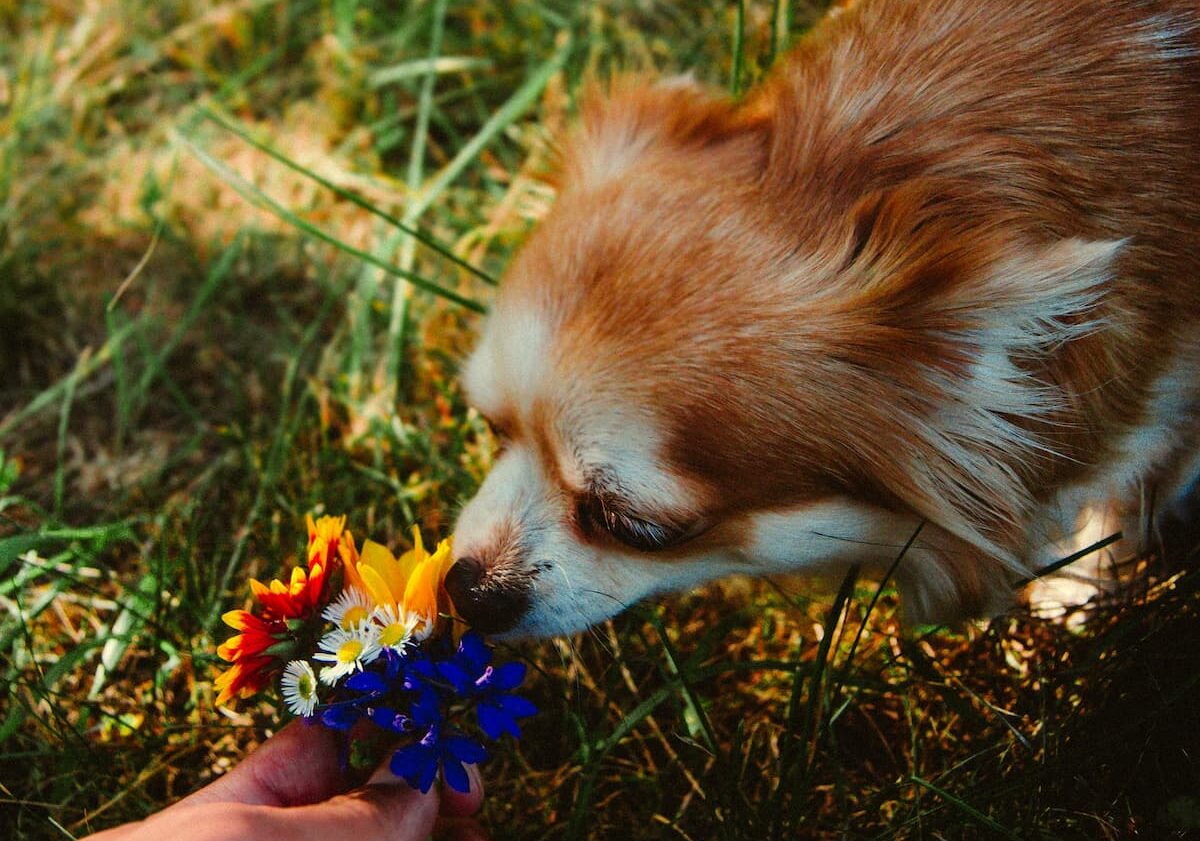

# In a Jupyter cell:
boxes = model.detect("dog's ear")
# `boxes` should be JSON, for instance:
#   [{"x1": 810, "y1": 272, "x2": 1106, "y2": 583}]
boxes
[
  {"x1": 559, "y1": 75, "x2": 771, "y2": 190},
  {"x1": 838, "y1": 182, "x2": 1123, "y2": 572}
]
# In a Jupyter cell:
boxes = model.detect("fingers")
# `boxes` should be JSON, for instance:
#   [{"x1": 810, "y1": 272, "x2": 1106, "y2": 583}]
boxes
[
  {"x1": 175, "y1": 720, "x2": 346, "y2": 809},
  {"x1": 438, "y1": 763, "x2": 484, "y2": 818},
  {"x1": 264, "y1": 777, "x2": 442, "y2": 841},
  {"x1": 78, "y1": 823, "x2": 139, "y2": 841},
  {"x1": 82, "y1": 751, "x2": 488, "y2": 841}
]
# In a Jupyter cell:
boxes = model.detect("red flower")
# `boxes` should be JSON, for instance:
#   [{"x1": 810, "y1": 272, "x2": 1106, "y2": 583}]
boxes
[
  {"x1": 212, "y1": 513, "x2": 355, "y2": 707},
  {"x1": 248, "y1": 564, "x2": 329, "y2": 621},
  {"x1": 214, "y1": 610, "x2": 287, "y2": 706}
]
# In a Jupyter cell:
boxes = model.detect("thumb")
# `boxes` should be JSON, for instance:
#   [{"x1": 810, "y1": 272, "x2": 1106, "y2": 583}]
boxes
[{"x1": 265, "y1": 766, "x2": 441, "y2": 841}]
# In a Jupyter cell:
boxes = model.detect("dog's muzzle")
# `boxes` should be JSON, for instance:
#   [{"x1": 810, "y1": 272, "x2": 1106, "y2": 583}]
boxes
[{"x1": 444, "y1": 557, "x2": 532, "y2": 635}]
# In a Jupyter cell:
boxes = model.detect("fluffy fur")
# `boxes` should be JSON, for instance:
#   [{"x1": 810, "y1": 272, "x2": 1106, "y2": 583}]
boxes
[{"x1": 449, "y1": 0, "x2": 1200, "y2": 637}]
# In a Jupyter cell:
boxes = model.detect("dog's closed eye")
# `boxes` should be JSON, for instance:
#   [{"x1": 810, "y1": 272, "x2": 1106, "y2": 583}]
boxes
[
  {"x1": 577, "y1": 493, "x2": 689, "y2": 552},
  {"x1": 481, "y1": 412, "x2": 515, "y2": 451}
]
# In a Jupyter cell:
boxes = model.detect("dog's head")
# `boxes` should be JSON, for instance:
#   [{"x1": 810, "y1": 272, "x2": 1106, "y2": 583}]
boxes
[{"x1": 448, "y1": 79, "x2": 1122, "y2": 638}]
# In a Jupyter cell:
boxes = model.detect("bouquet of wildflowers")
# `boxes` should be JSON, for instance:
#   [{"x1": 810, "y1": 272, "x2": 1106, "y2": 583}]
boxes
[{"x1": 214, "y1": 514, "x2": 536, "y2": 793}]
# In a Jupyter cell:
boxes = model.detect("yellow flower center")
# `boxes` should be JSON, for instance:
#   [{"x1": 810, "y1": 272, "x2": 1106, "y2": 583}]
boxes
[
  {"x1": 336, "y1": 639, "x2": 364, "y2": 664},
  {"x1": 298, "y1": 673, "x2": 315, "y2": 698},
  {"x1": 379, "y1": 622, "x2": 407, "y2": 647},
  {"x1": 341, "y1": 606, "x2": 369, "y2": 629}
]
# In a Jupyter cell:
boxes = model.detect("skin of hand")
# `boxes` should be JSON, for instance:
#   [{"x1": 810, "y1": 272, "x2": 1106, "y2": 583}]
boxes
[{"x1": 81, "y1": 720, "x2": 486, "y2": 841}]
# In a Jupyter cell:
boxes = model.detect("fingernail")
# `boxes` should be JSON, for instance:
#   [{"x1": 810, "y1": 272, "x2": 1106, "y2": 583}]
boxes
[
  {"x1": 464, "y1": 763, "x2": 482, "y2": 794},
  {"x1": 367, "y1": 764, "x2": 415, "y2": 789}
]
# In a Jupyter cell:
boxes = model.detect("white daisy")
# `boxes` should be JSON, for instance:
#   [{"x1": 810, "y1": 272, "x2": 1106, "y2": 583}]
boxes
[
  {"x1": 280, "y1": 660, "x2": 319, "y2": 717},
  {"x1": 321, "y1": 586, "x2": 373, "y2": 630},
  {"x1": 314, "y1": 623, "x2": 381, "y2": 685},
  {"x1": 371, "y1": 604, "x2": 422, "y2": 654}
]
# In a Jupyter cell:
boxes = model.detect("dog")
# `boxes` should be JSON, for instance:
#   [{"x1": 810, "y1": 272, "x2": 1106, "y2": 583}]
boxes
[{"x1": 445, "y1": 0, "x2": 1200, "y2": 637}]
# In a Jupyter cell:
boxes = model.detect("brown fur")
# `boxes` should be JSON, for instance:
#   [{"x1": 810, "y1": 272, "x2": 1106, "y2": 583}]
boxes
[{"x1": 461, "y1": 0, "x2": 1200, "y2": 627}]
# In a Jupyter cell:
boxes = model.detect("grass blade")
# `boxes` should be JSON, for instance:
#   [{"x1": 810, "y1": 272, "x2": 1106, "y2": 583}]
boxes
[
  {"x1": 175, "y1": 133, "x2": 487, "y2": 313},
  {"x1": 1014, "y1": 530, "x2": 1124, "y2": 586},
  {"x1": 127, "y1": 236, "x2": 241, "y2": 424},
  {"x1": 52, "y1": 355, "x2": 79, "y2": 518},
  {"x1": 767, "y1": 0, "x2": 792, "y2": 69},
  {"x1": 386, "y1": 0, "x2": 451, "y2": 389},
  {"x1": 198, "y1": 107, "x2": 498, "y2": 287},
  {"x1": 648, "y1": 612, "x2": 719, "y2": 755},
  {"x1": 0, "y1": 321, "x2": 137, "y2": 440},
  {"x1": 909, "y1": 775, "x2": 1022, "y2": 840},
  {"x1": 771, "y1": 564, "x2": 859, "y2": 839},
  {"x1": 407, "y1": 34, "x2": 572, "y2": 221},
  {"x1": 369, "y1": 55, "x2": 493, "y2": 87},
  {"x1": 731, "y1": 0, "x2": 747, "y2": 96},
  {"x1": 205, "y1": 289, "x2": 339, "y2": 627},
  {"x1": 88, "y1": 570, "x2": 159, "y2": 699},
  {"x1": 831, "y1": 522, "x2": 925, "y2": 703}
]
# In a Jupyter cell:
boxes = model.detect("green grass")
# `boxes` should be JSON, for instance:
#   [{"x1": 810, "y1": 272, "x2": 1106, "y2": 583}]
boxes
[{"x1": 2, "y1": 1, "x2": 1199, "y2": 839}]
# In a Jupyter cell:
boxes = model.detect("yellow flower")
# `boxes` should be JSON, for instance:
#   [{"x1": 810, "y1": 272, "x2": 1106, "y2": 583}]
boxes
[{"x1": 343, "y1": 526, "x2": 455, "y2": 636}]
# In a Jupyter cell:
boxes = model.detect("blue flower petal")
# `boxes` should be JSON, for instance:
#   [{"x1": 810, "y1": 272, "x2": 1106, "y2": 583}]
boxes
[
  {"x1": 404, "y1": 657, "x2": 438, "y2": 689},
  {"x1": 345, "y1": 671, "x2": 387, "y2": 693},
  {"x1": 367, "y1": 706, "x2": 396, "y2": 727},
  {"x1": 410, "y1": 687, "x2": 443, "y2": 728},
  {"x1": 442, "y1": 756, "x2": 470, "y2": 793},
  {"x1": 390, "y1": 743, "x2": 434, "y2": 786},
  {"x1": 478, "y1": 702, "x2": 520, "y2": 740},
  {"x1": 383, "y1": 648, "x2": 404, "y2": 681},
  {"x1": 457, "y1": 632, "x2": 492, "y2": 671},
  {"x1": 443, "y1": 735, "x2": 490, "y2": 765},
  {"x1": 416, "y1": 759, "x2": 438, "y2": 793},
  {"x1": 437, "y1": 660, "x2": 472, "y2": 694},
  {"x1": 488, "y1": 661, "x2": 526, "y2": 691},
  {"x1": 320, "y1": 704, "x2": 362, "y2": 731},
  {"x1": 368, "y1": 706, "x2": 411, "y2": 733},
  {"x1": 496, "y1": 693, "x2": 538, "y2": 718}
]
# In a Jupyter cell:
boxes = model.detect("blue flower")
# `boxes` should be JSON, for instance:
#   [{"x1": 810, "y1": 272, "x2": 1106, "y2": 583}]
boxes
[
  {"x1": 319, "y1": 699, "x2": 366, "y2": 731},
  {"x1": 389, "y1": 723, "x2": 489, "y2": 793},
  {"x1": 320, "y1": 648, "x2": 419, "y2": 731},
  {"x1": 437, "y1": 632, "x2": 538, "y2": 739}
]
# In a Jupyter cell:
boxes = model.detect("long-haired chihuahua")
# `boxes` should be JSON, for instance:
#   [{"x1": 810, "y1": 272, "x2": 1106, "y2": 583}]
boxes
[{"x1": 446, "y1": 0, "x2": 1200, "y2": 637}]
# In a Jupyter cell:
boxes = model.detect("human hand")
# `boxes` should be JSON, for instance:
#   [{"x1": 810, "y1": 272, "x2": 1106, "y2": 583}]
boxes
[{"x1": 83, "y1": 719, "x2": 485, "y2": 841}]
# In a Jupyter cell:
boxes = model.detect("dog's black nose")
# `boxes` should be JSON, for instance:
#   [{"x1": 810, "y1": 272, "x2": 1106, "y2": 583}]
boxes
[{"x1": 444, "y1": 556, "x2": 531, "y2": 635}]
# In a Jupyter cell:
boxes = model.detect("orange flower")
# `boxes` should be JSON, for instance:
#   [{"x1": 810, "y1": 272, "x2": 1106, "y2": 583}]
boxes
[
  {"x1": 238, "y1": 514, "x2": 351, "y2": 622},
  {"x1": 248, "y1": 563, "x2": 329, "y2": 621},
  {"x1": 307, "y1": 513, "x2": 357, "y2": 570},
  {"x1": 213, "y1": 655, "x2": 276, "y2": 706},
  {"x1": 214, "y1": 513, "x2": 353, "y2": 706},
  {"x1": 215, "y1": 610, "x2": 288, "y2": 706}
]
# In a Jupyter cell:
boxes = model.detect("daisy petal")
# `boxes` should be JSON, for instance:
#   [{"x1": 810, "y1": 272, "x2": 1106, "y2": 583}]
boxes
[{"x1": 221, "y1": 610, "x2": 255, "y2": 630}]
